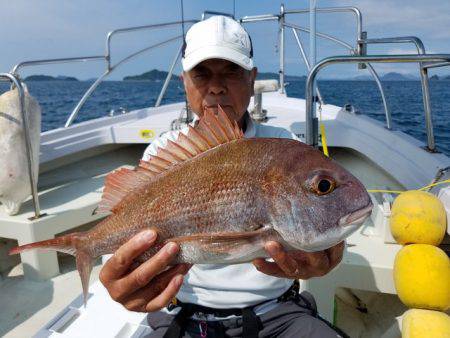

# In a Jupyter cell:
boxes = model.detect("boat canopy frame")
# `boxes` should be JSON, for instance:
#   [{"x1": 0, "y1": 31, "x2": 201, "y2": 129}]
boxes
[{"x1": 9, "y1": 5, "x2": 445, "y2": 147}]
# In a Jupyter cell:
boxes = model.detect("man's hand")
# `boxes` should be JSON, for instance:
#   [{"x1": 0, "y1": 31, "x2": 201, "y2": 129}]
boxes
[
  {"x1": 99, "y1": 230, "x2": 191, "y2": 312},
  {"x1": 252, "y1": 241, "x2": 344, "y2": 280}
]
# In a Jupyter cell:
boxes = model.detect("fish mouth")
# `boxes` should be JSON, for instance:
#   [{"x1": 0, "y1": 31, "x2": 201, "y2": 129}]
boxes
[{"x1": 339, "y1": 202, "x2": 373, "y2": 227}]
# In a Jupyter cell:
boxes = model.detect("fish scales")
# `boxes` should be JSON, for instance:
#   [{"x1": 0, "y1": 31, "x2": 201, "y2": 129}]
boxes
[
  {"x1": 88, "y1": 139, "x2": 276, "y2": 256},
  {"x1": 10, "y1": 107, "x2": 373, "y2": 304}
]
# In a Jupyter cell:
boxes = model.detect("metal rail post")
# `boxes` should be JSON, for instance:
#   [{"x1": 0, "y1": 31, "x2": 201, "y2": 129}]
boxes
[
  {"x1": 279, "y1": 4, "x2": 285, "y2": 93},
  {"x1": 358, "y1": 36, "x2": 434, "y2": 150},
  {"x1": 0, "y1": 73, "x2": 41, "y2": 218},
  {"x1": 155, "y1": 44, "x2": 183, "y2": 107},
  {"x1": 306, "y1": 54, "x2": 450, "y2": 149},
  {"x1": 286, "y1": 22, "x2": 391, "y2": 129}
]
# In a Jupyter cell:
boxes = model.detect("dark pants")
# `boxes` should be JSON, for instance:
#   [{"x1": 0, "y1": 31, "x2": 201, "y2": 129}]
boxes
[{"x1": 145, "y1": 297, "x2": 343, "y2": 338}]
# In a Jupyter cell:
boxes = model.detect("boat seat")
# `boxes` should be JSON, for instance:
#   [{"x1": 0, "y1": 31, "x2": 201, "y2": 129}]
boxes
[
  {"x1": 0, "y1": 145, "x2": 142, "y2": 281},
  {"x1": 0, "y1": 172, "x2": 109, "y2": 280}
]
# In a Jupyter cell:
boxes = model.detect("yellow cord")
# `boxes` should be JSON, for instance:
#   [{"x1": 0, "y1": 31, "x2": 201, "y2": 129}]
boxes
[
  {"x1": 320, "y1": 123, "x2": 329, "y2": 157},
  {"x1": 315, "y1": 102, "x2": 448, "y2": 193},
  {"x1": 418, "y1": 179, "x2": 450, "y2": 191},
  {"x1": 368, "y1": 179, "x2": 450, "y2": 195},
  {"x1": 367, "y1": 189, "x2": 405, "y2": 194},
  {"x1": 318, "y1": 103, "x2": 329, "y2": 157}
]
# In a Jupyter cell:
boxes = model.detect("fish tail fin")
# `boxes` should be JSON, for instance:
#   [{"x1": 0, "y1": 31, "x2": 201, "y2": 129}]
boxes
[
  {"x1": 9, "y1": 232, "x2": 95, "y2": 305},
  {"x1": 9, "y1": 232, "x2": 81, "y2": 256}
]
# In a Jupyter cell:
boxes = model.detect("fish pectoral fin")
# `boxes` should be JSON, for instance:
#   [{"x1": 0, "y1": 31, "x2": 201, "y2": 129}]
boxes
[{"x1": 169, "y1": 226, "x2": 278, "y2": 256}]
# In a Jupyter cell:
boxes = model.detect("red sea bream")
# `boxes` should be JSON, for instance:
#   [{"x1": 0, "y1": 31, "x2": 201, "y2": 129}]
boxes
[{"x1": 10, "y1": 106, "x2": 373, "y2": 302}]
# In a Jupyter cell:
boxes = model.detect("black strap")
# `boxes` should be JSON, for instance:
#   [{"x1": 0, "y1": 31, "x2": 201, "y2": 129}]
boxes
[
  {"x1": 172, "y1": 300, "x2": 244, "y2": 318},
  {"x1": 242, "y1": 307, "x2": 261, "y2": 338},
  {"x1": 163, "y1": 306, "x2": 195, "y2": 338},
  {"x1": 163, "y1": 282, "x2": 296, "y2": 338}
]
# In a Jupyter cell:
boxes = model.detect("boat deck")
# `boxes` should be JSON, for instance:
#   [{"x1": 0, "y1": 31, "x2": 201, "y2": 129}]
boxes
[{"x1": 1, "y1": 145, "x2": 407, "y2": 338}]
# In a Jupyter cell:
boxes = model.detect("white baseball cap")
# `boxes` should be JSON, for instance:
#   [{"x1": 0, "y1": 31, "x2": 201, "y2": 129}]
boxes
[{"x1": 181, "y1": 15, "x2": 254, "y2": 71}]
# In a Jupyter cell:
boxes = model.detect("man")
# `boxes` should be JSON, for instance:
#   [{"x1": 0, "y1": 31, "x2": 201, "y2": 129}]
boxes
[{"x1": 100, "y1": 16, "x2": 345, "y2": 337}]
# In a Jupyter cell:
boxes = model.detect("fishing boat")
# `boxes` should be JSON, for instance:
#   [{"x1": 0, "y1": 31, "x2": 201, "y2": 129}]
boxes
[{"x1": 1, "y1": 2, "x2": 449, "y2": 337}]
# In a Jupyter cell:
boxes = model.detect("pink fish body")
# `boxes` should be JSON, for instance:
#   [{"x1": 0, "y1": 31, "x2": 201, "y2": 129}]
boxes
[{"x1": 10, "y1": 107, "x2": 372, "y2": 302}]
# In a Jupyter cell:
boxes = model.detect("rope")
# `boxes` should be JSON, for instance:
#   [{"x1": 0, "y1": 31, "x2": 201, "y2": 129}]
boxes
[
  {"x1": 317, "y1": 100, "x2": 329, "y2": 157},
  {"x1": 419, "y1": 178, "x2": 450, "y2": 191},
  {"x1": 367, "y1": 179, "x2": 450, "y2": 195}
]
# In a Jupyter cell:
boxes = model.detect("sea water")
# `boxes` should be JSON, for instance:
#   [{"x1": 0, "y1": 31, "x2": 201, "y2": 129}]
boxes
[{"x1": 0, "y1": 79, "x2": 448, "y2": 156}]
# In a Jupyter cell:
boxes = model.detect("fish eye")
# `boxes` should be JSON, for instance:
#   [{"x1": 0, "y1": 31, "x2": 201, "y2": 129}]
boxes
[{"x1": 315, "y1": 178, "x2": 335, "y2": 195}]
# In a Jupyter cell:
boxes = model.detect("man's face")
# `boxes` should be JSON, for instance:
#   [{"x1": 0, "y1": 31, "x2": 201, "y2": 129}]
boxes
[{"x1": 182, "y1": 59, "x2": 257, "y2": 124}]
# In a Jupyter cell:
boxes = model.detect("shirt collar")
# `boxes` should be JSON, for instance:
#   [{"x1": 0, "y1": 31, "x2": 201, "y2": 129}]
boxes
[{"x1": 243, "y1": 112, "x2": 256, "y2": 138}]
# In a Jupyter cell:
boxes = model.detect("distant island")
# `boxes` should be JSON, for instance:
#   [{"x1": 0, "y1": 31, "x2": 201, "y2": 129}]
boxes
[
  {"x1": 378, "y1": 73, "x2": 450, "y2": 81},
  {"x1": 25, "y1": 75, "x2": 79, "y2": 81},
  {"x1": 379, "y1": 72, "x2": 417, "y2": 81},
  {"x1": 123, "y1": 69, "x2": 179, "y2": 81},
  {"x1": 350, "y1": 72, "x2": 431, "y2": 81},
  {"x1": 23, "y1": 70, "x2": 450, "y2": 82},
  {"x1": 257, "y1": 72, "x2": 306, "y2": 81},
  {"x1": 123, "y1": 69, "x2": 307, "y2": 81}
]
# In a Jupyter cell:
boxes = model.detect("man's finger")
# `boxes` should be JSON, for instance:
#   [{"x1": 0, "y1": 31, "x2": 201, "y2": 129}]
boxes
[
  {"x1": 145, "y1": 274, "x2": 185, "y2": 312},
  {"x1": 121, "y1": 264, "x2": 190, "y2": 312},
  {"x1": 116, "y1": 242, "x2": 180, "y2": 294},
  {"x1": 326, "y1": 241, "x2": 345, "y2": 270},
  {"x1": 252, "y1": 258, "x2": 286, "y2": 278},
  {"x1": 265, "y1": 241, "x2": 299, "y2": 276},
  {"x1": 100, "y1": 230, "x2": 157, "y2": 282},
  {"x1": 305, "y1": 250, "x2": 329, "y2": 268}
]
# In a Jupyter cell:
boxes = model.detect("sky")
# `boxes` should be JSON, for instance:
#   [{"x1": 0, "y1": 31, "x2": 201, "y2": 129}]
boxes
[{"x1": 1, "y1": 0, "x2": 450, "y2": 80}]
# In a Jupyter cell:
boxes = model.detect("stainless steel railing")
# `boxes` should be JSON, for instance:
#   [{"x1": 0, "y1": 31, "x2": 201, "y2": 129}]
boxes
[
  {"x1": 241, "y1": 6, "x2": 443, "y2": 141},
  {"x1": 155, "y1": 44, "x2": 184, "y2": 107},
  {"x1": 358, "y1": 36, "x2": 434, "y2": 148},
  {"x1": 284, "y1": 21, "x2": 391, "y2": 129},
  {"x1": 10, "y1": 20, "x2": 198, "y2": 128},
  {"x1": 241, "y1": 6, "x2": 392, "y2": 130},
  {"x1": 0, "y1": 73, "x2": 41, "y2": 219},
  {"x1": 305, "y1": 54, "x2": 450, "y2": 151},
  {"x1": 65, "y1": 35, "x2": 183, "y2": 127},
  {"x1": 4, "y1": 20, "x2": 199, "y2": 219}
]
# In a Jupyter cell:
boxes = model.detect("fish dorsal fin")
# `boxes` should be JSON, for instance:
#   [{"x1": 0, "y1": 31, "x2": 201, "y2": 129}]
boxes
[{"x1": 96, "y1": 105, "x2": 244, "y2": 214}]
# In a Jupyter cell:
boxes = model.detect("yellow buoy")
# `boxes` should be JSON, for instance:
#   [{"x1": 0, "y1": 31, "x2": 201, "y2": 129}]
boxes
[
  {"x1": 390, "y1": 190, "x2": 447, "y2": 245},
  {"x1": 402, "y1": 309, "x2": 450, "y2": 338},
  {"x1": 394, "y1": 244, "x2": 450, "y2": 311}
]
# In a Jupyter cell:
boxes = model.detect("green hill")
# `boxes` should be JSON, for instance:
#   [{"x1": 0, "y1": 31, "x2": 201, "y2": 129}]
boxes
[
  {"x1": 123, "y1": 69, "x2": 178, "y2": 81},
  {"x1": 25, "y1": 75, "x2": 78, "y2": 81},
  {"x1": 257, "y1": 72, "x2": 306, "y2": 81}
]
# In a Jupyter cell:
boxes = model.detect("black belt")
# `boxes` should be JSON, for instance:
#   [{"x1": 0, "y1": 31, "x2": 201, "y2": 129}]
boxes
[{"x1": 162, "y1": 281, "x2": 298, "y2": 338}]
